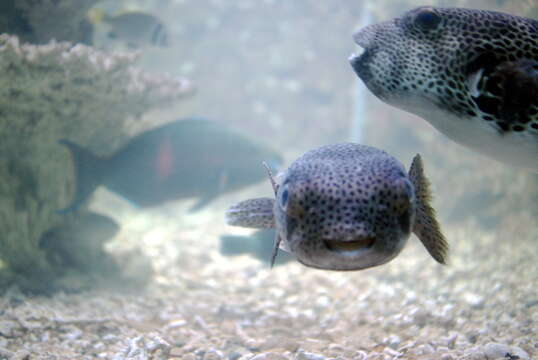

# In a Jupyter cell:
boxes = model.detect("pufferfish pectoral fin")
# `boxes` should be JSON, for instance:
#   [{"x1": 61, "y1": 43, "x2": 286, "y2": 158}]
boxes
[
  {"x1": 468, "y1": 58, "x2": 538, "y2": 126},
  {"x1": 493, "y1": 59, "x2": 538, "y2": 121},
  {"x1": 408, "y1": 154, "x2": 449, "y2": 265},
  {"x1": 225, "y1": 197, "x2": 276, "y2": 229}
]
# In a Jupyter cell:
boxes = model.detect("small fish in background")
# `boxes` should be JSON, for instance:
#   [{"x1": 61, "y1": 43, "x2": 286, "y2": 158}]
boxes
[
  {"x1": 87, "y1": 8, "x2": 168, "y2": 48},
  {"x1": 220, "y1": 229, "x2": 294, "y2": 267},
  {"x1": 58, "y1": 118, "x2": 283, "y2": 213},
  {"x1": 40, "y1": 212, "x2": 119, "y2": 268},
  {"x1": 349, "y1": 6, "x2": 538, "y2": 171},
  {"x1": 226, "y1": 143, "x2": 448, "y2": 271}
]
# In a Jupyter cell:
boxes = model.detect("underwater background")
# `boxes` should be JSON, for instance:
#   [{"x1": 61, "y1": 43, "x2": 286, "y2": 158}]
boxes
[{"x1": 0, "y1": 0, "x2": 536, "y2": 359}]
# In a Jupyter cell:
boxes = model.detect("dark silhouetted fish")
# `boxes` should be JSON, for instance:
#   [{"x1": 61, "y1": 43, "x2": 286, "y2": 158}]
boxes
[
  {"x1": 40, "y1": 212, "x2": 119, "y2": 268},
  {"x1": 220, "y1": 229, "x2": 294, "y2": 267},
  {"x1": 59, "y1": 118, "x2": 283, "y2": 213}
]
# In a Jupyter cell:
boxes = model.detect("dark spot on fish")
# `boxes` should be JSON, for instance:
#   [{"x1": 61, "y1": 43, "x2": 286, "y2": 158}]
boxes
[{"x1": 512, "y1": 125, "x2": 525, "y2": 132}]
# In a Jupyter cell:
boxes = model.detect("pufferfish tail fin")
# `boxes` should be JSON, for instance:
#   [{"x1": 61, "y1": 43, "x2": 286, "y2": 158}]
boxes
[
  {"x1": 225, "y1": 197, "x2": 275, "y2": 229},
  {"x1": 408, "y1": 154, "x2": 449, "y2": 265}
]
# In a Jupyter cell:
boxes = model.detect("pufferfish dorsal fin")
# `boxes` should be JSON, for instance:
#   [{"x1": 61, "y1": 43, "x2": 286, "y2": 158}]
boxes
[
  {"x1": 469, "y1": 58, "x2": 538, "y2": 128},
  {"x1": 408, "y1": 154, "x2": 448, "y2": 265},
  {"x1": 225, "y1": 197, "x2": 275, "y2": 229},
  {"x1": 262, "y1": 161, "x2": 279, "y2": 196}
]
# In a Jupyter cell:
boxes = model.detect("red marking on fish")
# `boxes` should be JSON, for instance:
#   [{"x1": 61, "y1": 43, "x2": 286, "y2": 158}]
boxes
[{"x1": 157, "y1": 136, "x2": 174, "y2": 180}]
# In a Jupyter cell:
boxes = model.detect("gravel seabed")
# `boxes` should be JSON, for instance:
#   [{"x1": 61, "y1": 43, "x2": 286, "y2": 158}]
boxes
[{"x1": 0, "y1": 191, "x2": 536, "y2": 360}]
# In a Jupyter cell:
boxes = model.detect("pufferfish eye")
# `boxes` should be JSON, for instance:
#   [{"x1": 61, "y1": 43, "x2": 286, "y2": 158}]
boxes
[
  {"x1": 279, "y1": 183, "x2": 289, "y2": 211},
  {"x1": 414, "y1": 8, "x2": 442, "y2": 30}
]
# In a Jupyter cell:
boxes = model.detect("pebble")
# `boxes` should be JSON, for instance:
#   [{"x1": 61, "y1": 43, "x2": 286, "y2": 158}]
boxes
[
  {"x1": 353, "y1": 351, "x2": 368, "y2": 360},
  {"x1": 12, "y1": 350, "x2": 31, "y2": 360},
  {"x1": 204, "y1": 349, "x2": 225, "y2": 360},
  {"x1": 0, "y1": 347, "x2": 14, "y2": 358},
  {"x1": 414, "y1": 344, "x2": 435, "y2": 355},
  {"x1": 364, "y1": 352, "x2": 384, "y2": 360},
  {"x1": 327, "y1": 344, "x2": 345, "y2": 352},
  {"x1": 446, "y1": 334, "x2": 458, "y2": 349},
  {"x1": 103, "y1": 334, "x2": 119, "y2": 343},
  {"x1": 410, "y1": 308, "x2": 431, "y2": 327},
  {"x1": 166, "y1": 319, "x2": 187, "y2": 329},
  {"x1": 62, "y1": 328, "x2": 83, "y2": 340},
  {"x1": 482, "y1": 342, "x2": 529, "y2": 360},
  {"x1": 295, "y1": 350, "x2": 326, "y2": 360},
  {"x1": 466, "y1": 330, "x2": 480, "y2": 344},
  {"x1": 382, "y1": 335, "x2": 401, "y2": 349},
  {"x1": 261, "y1": 336, "x2": 299, "y2": 351},
  {"x1": 463, "y1": 293, "x2": 486, "y2": 309},
  {"x1": 250, "y1": 352, "x2": 290, "y2": 360},
  {"x1": 228, "y1": 351, "x2": 243, "y2": 360},
  {"x1": 0, "y1": 320, "x2": 20, "y2": 337},
  {"x1": 383, "y1": 347, "x2": 402, "y2": 357}
]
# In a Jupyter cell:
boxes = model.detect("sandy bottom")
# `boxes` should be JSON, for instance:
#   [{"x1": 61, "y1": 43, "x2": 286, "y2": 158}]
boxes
[{"x1": 0, "y1": 191, "x2": 536, "y2": 360}]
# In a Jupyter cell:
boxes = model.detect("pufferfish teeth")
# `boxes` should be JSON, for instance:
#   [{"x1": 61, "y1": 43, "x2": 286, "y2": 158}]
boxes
[
  {"x1": 348, "y1": 48, "x2": 366, "y2": 62},
  {"x1": 324, "y1": 237, "x2": 376, "y2": 253},
  {"x1": 355, "y1": 45, "x2": 367, "y2": 57}
]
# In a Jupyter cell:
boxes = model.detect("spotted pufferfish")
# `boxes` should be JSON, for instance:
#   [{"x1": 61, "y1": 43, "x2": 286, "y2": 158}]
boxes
[
  {"x1": 226, "y1": 143, "x2": 448, "y2": 271},
  {"x1": 349, "y1": 6, "x2": 538, "y2": 171}
]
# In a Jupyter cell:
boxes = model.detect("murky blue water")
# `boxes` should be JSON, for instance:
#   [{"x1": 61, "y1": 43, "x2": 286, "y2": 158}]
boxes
[{"x1": 0, "y1": 1, "x2": 536, "y2": 358}]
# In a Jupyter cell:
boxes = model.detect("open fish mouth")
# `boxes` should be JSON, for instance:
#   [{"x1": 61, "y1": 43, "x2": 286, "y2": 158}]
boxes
[
  {"x1": 349, "y1": 43, "x2": 373, "y2": 81},
  {"x1": 324, "y1": 237, "x2": 375, "y2": 253},
  {"x1": 348, "y1": 42, "x2": 367, "y2": 67},
  {"x1": 349, "y1": 22, "x2": 387, "y2": 78}
]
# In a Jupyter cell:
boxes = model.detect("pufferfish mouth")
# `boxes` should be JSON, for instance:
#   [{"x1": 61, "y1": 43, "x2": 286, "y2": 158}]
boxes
[
  {"x1": 324, "y1": 237, "x2": 375, "y2": 253},
  {"x1": 349, "y1": 45, "x2": 374, "y2": 81},
  {"x1": 348, "y1": 45, "x2": 366, "y2": 62}
]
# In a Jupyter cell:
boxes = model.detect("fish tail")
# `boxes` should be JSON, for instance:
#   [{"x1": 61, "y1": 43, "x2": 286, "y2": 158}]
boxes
[
  {"x1": 57, "y1": 139, "x2": 106, "y2": 214},
  {"x1": 225, "y1": 197, "x2": 275, "y2": 229},
  {"x1": 408, "y1": 154, "x2": 449, "y2": 264},
  {"x1": 219, "y1": 235, "x2": 252, "y2": 256}
]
